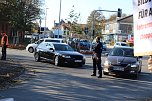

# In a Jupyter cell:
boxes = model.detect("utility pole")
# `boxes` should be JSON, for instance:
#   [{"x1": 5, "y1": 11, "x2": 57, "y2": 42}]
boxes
[
  {"x1": 91, "y1": 9, "x2": 122, "y2": 39},
  {"x1": 90, "y1": 9, "x2": 122, "y2": 51},
  {"x1": 58, "y1": 0, "x2": 62, "y2": 38},
  {"x1": 44, "y1": 8, "x2": 49, "y2": 36}
]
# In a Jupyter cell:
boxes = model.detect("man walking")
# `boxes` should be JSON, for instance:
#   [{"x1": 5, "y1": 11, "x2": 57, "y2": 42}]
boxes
[
  {"x1": 1, "y1": 32, "x2": 8, "y2": 60},
  {"x1": 91, "y1": 36, "x2": 103, "y2": 78}
]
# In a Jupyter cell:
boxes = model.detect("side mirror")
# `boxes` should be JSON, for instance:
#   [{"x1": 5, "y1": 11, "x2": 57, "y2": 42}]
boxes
[
  {"x1": 139, "y1": 56, "x2": 143, "y2": 58},
  {"x1": 105, "y1": 53, "x2": 109, "y2": 56},
  {"x1": 49, "y1": 48, "x2": 54, "y2": 52}
]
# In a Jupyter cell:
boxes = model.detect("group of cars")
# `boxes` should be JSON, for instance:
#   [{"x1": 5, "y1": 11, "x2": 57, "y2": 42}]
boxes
[
  {"x1": 26, "y1": 38, "x2": 142, "y2": 78},
  {"x1": 26, "y1": 38, "x2": 86, "y2": 67}
]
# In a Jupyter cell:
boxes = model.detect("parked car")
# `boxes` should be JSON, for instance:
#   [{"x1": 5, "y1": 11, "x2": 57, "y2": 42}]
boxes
[
  {"x1": 79, "y1": 39, "x2": 91, "y2": 48},
  {"x1": 34, "y1": 42, "x2": 86, "y2": 67},
  {"x1": 114, "y1": 42, "x2": 129, "y2": 47},
  {"x1": 26, "y1": 39, "x2": 44, "y2": 53},
  {"x1": 31, "y1": 33, "x2": 48, "y2": 40},
  {"x1": 26, "y1": 38, "x2": 64, "y2": 53},
  {"x1": 103, "y1": 46, "x2": 142, "y2": 78},
  {"x1": 92, "y1": 41, "x2": 107, "y2": 51}
]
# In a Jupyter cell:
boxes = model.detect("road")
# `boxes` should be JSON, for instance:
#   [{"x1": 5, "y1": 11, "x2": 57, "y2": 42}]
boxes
[{"x1": 0, "y1": 48, "x2": 152, "y2": 101}]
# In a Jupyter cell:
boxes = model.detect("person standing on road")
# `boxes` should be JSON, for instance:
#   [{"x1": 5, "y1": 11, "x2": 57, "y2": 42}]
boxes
[
  {"x1": 148, "y1": 55, "x2": 152, "y2": 73},
  {"x1": 91, "y1": 36, "x2": 103, "y2": 78},
  {"x1": 1, "y1": 32, "x2": 8, "y2": 60}
]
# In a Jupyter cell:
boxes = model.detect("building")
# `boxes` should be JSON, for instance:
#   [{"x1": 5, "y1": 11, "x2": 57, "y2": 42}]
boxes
[
  {"x1": 103, "y1": 15, "x2": 133, "y2": 43},
  {"x1": 52, "y1": 20, "x2": 88, "y2": 39}
]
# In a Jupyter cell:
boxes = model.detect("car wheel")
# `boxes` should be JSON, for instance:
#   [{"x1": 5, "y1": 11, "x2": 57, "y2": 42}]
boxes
[
  {"x1": 78, "y1": 64, "x2": 83, "y2": 67},
  {"x1": 54, "y1": 56, "x2": 60, "y2": 66},
  {"x1": 28, "y1": 47, "x2": 34, "y2": 53},
  {"x1": 132, "y1": 73, "x2": 139, "y2": 78},
  {"x1": 34, "y1": 52, "x2": 40, "y2": 62},
  {"x1": 103, "y1": 71, "x2": 109, "y2": 75},
  {"x1": 138, "y1": 67, "x2": 141, "y2": 73}
]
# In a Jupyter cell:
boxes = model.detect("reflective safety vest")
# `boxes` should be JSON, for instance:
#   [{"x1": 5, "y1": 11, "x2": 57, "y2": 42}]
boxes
[{"x1": 1, "y1": 34, "x2": 8, "y2": 46}]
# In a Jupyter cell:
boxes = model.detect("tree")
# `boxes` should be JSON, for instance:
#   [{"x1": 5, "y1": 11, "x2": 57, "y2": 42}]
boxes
[
  {"x1": 0, "y1": 0, "x2": 42, "y2": 43},
  {"x1": 87, "y1": 10, "x2": 106, "y2": 39},
  {"x1": 107, "y1": 13, "x2": 127, "y2": 21},
  {"x1": 65, "y1": 5, "x2": 83, "y2": 36}
]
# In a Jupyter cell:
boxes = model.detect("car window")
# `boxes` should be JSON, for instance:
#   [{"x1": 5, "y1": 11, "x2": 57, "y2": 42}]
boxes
[
  {"x1": 121, "y1": 43, "x2": 128, "y2": 46},
  {"x1": 40, "y1": 40, "x2": 44, "y2": 43},
  {"x1": 116, "y1": 43, "x2": 119, "y2": 45},
  {"x1": 109, "y1": 48, "x2": 134, "y2": 57},
  {"x1": 124, "y1": 48, "x2": 134, "y2": 57},
  {"x1": 35, "y1": 39, "x2": 43, "y2": 44},
  {"x1": 37, "y1": 42, "x2": 45, "y2": 48},
  {"x1": 110, "y1": 48, "x2": 124, "y2": 56},
  {"x1": 46, "y1": 43, "x2": 53, "y2": 47},
  {"x1": 45, "y1": 39, "x2": 62, "y2": 43},
  {"x1": 54, "y1": 44, "x2": 74, "y2": 51}
]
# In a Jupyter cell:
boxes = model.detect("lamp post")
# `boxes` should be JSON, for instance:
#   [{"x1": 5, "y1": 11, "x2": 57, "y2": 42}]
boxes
[
  {"x1": 39, "y1": 18, "x2": 42, "y2": 40},
  {"x1": 90, "y1": 9, "x2": 120, "y2": 51},
  {"x1": 44, "y1": 8, "x2": 49, "y2": 35},
  {"x1": 92, "y1": 9, "x2": 118, "y2": 39},
  {"x1": 58, "y1": 0, "x2": 62, "y2": 38}
]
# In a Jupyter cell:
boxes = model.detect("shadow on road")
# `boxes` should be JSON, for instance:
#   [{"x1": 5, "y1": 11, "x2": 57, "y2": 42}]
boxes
[{"x1": 3, "y1": 54, "x2": 152, "y2": 101}]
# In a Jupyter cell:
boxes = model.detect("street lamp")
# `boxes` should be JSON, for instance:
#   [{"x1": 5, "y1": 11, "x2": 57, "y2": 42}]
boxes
[
  {"x1": 44, "y1": 8, "x2": 49, "y2": 35},
  {"x1": 91, "y1": 9, "x2": 121, "y2": 40},
  {"x1": 58, "y1": 0, "x2": 62, "y2": 38}
]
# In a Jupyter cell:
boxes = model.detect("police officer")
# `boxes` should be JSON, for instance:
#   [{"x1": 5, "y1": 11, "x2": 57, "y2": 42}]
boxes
[
  {"x1": 1, "y1": 32, "x2": 8, "y2": 60},
  {"x1": 91, "y1": 36, "x2": 103, "y2": 78}
]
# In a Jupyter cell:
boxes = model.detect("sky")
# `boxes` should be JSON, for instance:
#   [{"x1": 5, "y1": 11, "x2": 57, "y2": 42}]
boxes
[{"x1": 41, "y1": 0, "x2": 133, "y2": 29}]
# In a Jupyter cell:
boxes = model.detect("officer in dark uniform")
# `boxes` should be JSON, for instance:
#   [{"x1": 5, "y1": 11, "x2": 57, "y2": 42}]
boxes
[{"x1": 91, "y1": 36, "x2": 103, "y2": 78}]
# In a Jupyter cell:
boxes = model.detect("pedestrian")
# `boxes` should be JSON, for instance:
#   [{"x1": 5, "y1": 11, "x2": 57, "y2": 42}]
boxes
[
  {"x1": 91, "y1": 36, "x2": 103, "y2": 78},
  {"x1": 1, "y1": 32, "x2": 8, "y2": 60},
  {"x1": 148, "y1": 55, "x2": 152, "y2": 73}
]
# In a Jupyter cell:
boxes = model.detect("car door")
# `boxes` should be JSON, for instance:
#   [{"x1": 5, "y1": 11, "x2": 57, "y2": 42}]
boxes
[
  {"x1": 36, "y1": 42, "x2": 46, "y2": 58},
  {"x1": 45, "y1": 43, "x2": 55, "y2": 61}
]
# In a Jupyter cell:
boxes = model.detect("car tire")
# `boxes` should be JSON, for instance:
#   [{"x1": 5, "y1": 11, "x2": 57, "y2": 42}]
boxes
[
  {"x1": 132, "y1": 73, "x2": 139, "y2": 78},
  {"x1": 78, "y1": 64, "x2": 83, "y2": 67},
  {"x1": 54, "y1": 56, "x2": 60, "y2": 66},
  {"x1": 28, "y1": 47, "x2": 34, "y2": 53},
  {"x1": 103, "y1": 71, "x2": 109, "y2": 75},
  {"x1": 138, "y1": 67, "x2": 141, "y2": 73},
  {"x1": 34, "y1": 52, "x2": 40, "y2": 62}
]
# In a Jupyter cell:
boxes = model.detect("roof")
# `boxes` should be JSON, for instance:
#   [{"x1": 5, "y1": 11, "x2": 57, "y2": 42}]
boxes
[{"x1": 117, "y1": 15, "x2": 133, "y2": 23}]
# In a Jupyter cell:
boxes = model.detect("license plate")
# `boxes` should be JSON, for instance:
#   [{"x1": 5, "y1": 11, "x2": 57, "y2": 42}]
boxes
[
  {"x1": 75, "y1": 60, "x2": 82, "y2": 62},
  {"x1": 113, "y1": 67, "x2": 124, "y2": 71}
]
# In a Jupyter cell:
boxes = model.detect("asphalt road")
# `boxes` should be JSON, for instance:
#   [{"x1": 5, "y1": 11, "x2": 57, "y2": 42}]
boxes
[{"x1": 0, "y1": 48, "x2": 152, "y2": 101}]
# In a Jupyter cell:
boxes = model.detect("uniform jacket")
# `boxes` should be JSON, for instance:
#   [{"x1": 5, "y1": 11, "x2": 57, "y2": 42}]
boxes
[{"x1": 93, "y1": 42, "x2": 103, "y2": 58}]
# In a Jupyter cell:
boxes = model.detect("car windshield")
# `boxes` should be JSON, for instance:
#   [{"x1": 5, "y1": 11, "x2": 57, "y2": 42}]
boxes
[
  {"x1": 45, "y1": 39, "x2": 61, "y2": 43},
  {"x1": 54, "y1": 44, "x2": 74, "y2": 51},
  {"x1": 109, "y1": 48, "x2": 134, "y2": 57},
  {"x1": 121, "y1": 43, "x2": 128, "y2": 46}
]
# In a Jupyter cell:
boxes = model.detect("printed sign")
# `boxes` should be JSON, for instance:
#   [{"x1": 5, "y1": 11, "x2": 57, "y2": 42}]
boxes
[{"x1": 133, "y1": 0, "x2": 152, "y2": 56}]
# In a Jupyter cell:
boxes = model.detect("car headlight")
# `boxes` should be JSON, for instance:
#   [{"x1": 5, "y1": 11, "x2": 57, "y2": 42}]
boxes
[
  {"x1": 104, "y1": 59, "x2": 111, "y2": 66},
  {"x1": 62, "y1": 55, "x2": 71, "y2": 58},
  {"x1": 83, "y1": 55, "x2": 86, "y2": 60},
  {"x1": 130, "y1": 62, "x2": 139, "y2": 68}
]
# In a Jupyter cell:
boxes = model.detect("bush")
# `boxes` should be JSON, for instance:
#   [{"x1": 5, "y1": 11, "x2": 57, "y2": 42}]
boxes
[{"x1": 8, "y1": 44, "x2": 26, "y2": 50}]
